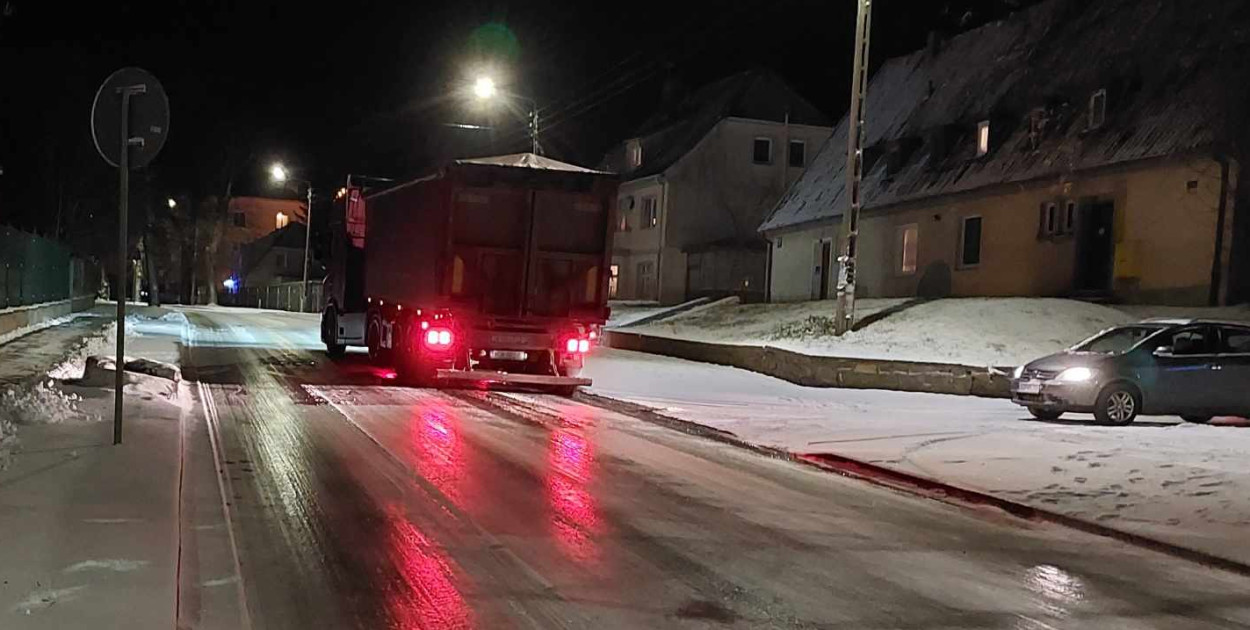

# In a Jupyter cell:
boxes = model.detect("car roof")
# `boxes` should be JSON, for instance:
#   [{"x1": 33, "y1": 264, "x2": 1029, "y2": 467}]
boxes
[{"x1": 1138, "y1": 318, "x2": 1250, "y2": 328}]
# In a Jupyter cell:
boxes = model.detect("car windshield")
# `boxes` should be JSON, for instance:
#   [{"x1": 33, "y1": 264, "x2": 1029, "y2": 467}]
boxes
[{"x1": 1073, "y1": 326, "x2": 1165, "y2": 354}]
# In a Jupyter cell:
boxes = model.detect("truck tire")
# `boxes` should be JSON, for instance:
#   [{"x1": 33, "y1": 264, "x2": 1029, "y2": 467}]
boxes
[
  {"x1": 321, "y1": 307, "x2": 346, "y2": 359},
  {"x1": 366, "y1": 316, "x2": 383, "y2": 363},
  {"x1": 551, "y1": 385, "x2": 579, "y2": 398}
]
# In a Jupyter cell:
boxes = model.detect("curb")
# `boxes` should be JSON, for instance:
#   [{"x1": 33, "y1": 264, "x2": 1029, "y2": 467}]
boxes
[
  {"x1": 578, "y1": 391, "x2": 1250, "y2": 580},
  {"x1": 602, "y1": 330, "x2": 1012, "y2": 398}
]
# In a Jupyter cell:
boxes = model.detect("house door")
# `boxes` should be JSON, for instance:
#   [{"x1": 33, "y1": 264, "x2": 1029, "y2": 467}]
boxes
[
  {"x1": 818, "y1": 240, "x2": 833, "y2": 300},
  {"x1": 1076, "y1": 201, "x2": 1115, "y2": 293}
]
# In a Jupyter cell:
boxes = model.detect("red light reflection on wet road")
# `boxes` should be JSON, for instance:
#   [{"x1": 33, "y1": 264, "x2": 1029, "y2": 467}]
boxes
[
  {"x1": 382, "y1": 505, "x2": 474, "y2": 630},
  {"x1": 408, "y1": 405, "x2": 470, "y2": 508},
  {"x1": 546, "y1": 428, "x2": 601, "y2": 566}
]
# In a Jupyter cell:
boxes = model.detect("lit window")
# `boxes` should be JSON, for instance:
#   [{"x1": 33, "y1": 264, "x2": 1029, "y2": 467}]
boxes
[
  {"x1": 976, "y1": 120, "x2": 990, "y2": 157},
  {"x1": 753, "y1": 137, "x2": 773, "y2": 164},
  {"x1": 641, "y1": 196, "x2": 659, "y2": 228},
  {"x1": 898, "y1": 224, "x2": 919, "y2": 275},
  {"x1": 608, "y1": 264, "x2": 620, "y2": 298},
  {"x1": 959, "y1": 216, "x2": 982, "y2": 268},
  {"x1": 275, "y1": 212, "x2": 289, "y2": 230},
  {"x1": 788, "y1": 140, "x2": 806, "y2": 167},
  {"x1": 1089, "y1": 89, "x2": 1107, "y2": 130}
]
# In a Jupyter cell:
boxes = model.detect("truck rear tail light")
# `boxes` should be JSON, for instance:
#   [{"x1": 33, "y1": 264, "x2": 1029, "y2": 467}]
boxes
[
  {"x1": 565, "y1": 338, "x2": 579, "y2": 353},
  {"x1": 564, "y1": 337, "x2": 591, "y2": 354},
  {"x1": 424, "y1": 328, "x2": 454, "y2": 350},
  {"x1": 577, "y1": 339, "x2": 590, "y2": 353}
]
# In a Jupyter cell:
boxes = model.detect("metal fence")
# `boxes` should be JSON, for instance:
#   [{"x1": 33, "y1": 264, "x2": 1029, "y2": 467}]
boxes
[
  {"x1": 0, "y1": 226, "x2": 98, "y2": 309},
  {"x1": 223, "y1": 281, "x2": 322, "y2": 313}
]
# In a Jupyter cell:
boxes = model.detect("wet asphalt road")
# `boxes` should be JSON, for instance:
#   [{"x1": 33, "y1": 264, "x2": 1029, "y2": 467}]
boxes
[{"x1": 179, "y1": 306, "x2": 1250, "y2": 629}]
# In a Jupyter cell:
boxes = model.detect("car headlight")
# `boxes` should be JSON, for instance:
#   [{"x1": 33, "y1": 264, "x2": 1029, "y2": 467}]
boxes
[
  {"x1": 1057, "y1": 367, "x2": 1094, "y2": 382},
  {"x1": 1012, "y1": 365, "x2": 1024, "y2": 379}
]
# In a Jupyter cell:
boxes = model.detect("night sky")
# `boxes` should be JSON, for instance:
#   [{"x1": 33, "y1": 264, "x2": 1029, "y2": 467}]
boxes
[{"x1": 0, "y1": 0, "x2": 1030, "y2": 255}]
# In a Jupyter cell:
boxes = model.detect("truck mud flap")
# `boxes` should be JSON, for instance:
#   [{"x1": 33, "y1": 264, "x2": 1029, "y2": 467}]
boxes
[{"x1": 435, "y1": 369, "x2": 591, "y2": 388}]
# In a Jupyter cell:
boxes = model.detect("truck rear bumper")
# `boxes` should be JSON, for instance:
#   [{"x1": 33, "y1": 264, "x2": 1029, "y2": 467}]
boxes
[{"x1": 435, "y1": 369, "x2": 591, "y2": 388}]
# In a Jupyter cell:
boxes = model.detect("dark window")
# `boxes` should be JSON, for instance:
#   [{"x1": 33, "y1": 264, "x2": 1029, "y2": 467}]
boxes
[
  {"x1": 232, "y1": 212, "x2": 246, "y2": 227},
  {"x1": 1064, "y1": 201, "x2": 1077, "y2": 234},
  {"x1": 1219, "y1": 327, "x2": 1250, "y2": 353},
  {"x1": 959, "y1": 216, "x2": 982, "y2": 267},
  {"x1": 753, "y1": 138, "x2": 772, "y2": 164},
  {"x1": 1089, "y1": 89, "x2": 1107, "y2": 130},
  {"x1": 788, "y1": 140, "x2": 805, "y2": 167},
  {"x1": 641, "y1": 197, "x2": 659, "y2": 228},
  {"x1": 1169, "y1": 328, "x2": 1213, "y2": 356},
  {"x1": 1040, "y1": 202, "x2": 1057, "y2": 237}
]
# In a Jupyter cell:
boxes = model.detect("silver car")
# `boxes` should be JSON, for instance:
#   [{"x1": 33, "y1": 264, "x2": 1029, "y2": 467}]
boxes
[{"x1": 1011, "y1": 319, "x2": 1250, "y2": 425}]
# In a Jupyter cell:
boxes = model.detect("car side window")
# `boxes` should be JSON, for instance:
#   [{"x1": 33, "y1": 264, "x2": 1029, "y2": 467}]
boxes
[
  {"x1": 1218, "y1": 327, "x2": 1250, "y2": 354},
  {"x1": 1169, "y1": 328, "x2": 1213, "y2": 356}
]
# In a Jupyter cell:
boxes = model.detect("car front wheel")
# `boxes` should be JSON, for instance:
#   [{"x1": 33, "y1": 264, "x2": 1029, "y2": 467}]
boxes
[{"x1": 1095, "y1": 384, "x2": 1141, "y2": 426}]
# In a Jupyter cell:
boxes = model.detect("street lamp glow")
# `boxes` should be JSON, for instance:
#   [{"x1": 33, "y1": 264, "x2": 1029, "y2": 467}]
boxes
[
  {"x1": 472, "y1": 76, "x2": 497, "y2": 100},
  {"x1": 222, "y1": 277, "x2": 237, "y2": 291},
  {"x1": 166, "y1": 198, "x2": 177, "y2": 209},
  {"x1": 270, "y1": 163, "x2": 288, "y2": 184}
]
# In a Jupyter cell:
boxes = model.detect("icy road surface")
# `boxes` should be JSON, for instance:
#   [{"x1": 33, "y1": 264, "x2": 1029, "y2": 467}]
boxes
[{"x1": 178, "y1": 306, "x2": 1250, "y2": 629}]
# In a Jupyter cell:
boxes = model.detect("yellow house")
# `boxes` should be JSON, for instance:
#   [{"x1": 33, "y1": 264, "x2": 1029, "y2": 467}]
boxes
[{"x1": 761, "y1": 0, "x2": 1247, "y2": 307}]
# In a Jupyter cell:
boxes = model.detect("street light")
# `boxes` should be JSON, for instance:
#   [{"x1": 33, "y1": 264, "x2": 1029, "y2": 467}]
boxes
[
  {"x1": 166, "y1": 197, "x2": 177, "y2": 209},
  {"x1": 470, "y1": 74, "x2": 541, "y2": 155},
  {"x1": 268, "y1": 162, "x2": 314, "y2": 312},
  {"x1": 472, "y1": 76, "x2": 497, "y2": 100}
]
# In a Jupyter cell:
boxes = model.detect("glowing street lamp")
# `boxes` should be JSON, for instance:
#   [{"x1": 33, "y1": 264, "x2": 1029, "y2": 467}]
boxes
[
  {"x1": 472, "y1": 75, "x2": 497, "y2": 100},
  {"x1": 468, "y1": 74, "x2": 541, "y2": 155},
  {"x1": 269, "y1": 163, "x2": 289, "y2": 184},
  {"x1": 268, "y1": 162, "x2": 313, "y2": 312},
  {"x1": 166, "y1": 197, "x2": 177, "y2": 209}
]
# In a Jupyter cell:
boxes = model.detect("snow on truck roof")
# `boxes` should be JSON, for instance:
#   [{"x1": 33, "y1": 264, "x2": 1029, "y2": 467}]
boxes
[{"x1": 454, "y1": 153, "x2": 608, "y2": 174}]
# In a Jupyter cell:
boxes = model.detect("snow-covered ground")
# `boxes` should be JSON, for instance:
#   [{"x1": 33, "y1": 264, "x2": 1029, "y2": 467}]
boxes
[
  {"x1": 583, "y1": 347, "x2": 1250, "y2": 565},
  {"x1": 606, "y1": 301, "x2": 692, "y2": 328},
  {"x1": 624, "y1": 297, "x2": 1147, "y2": 366}
]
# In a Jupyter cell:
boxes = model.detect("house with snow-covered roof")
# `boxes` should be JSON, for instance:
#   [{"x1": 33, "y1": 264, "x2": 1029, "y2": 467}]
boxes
[
  {"x1": 600, "y1": 69, "x2": 832, "y2": 304},
  {"x1": 760, "y1": 0, "x2": 1250, "y2": 306}
]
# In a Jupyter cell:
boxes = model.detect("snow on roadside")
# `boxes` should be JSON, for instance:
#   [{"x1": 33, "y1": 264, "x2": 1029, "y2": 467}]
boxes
[
  {"x1": 583, "y1": 347, "x2": 1250, "y2": 566},
  {"x1": 627, "y1": 297, "x2": 1133, "y2": 367},
  {"x1": 0, "y1": 312, "x2": 92, "y2": 347},
  {"x1": 0, "y1": 380, "x2": 97, "y2": 469}
]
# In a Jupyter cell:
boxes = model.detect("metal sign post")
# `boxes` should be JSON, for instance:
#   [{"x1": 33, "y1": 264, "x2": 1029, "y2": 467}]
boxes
[
  {"x1": 91, "y1": 67, "x2": 169, "y2": 445},
  {"x1": 834, "y1": 0, "x2": 873, "y2": 336}
]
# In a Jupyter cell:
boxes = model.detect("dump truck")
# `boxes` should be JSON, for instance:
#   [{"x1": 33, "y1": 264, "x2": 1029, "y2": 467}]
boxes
[{"x1": 320, "y1": 153, "x2": 617, "y2": 394}]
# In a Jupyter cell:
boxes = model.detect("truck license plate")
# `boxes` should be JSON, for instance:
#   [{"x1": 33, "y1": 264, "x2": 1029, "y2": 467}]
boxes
[
  {"x1": 490, "y1": 333, "x2": 530, "y2": 347},
  {"x1": 1017, "y1": 381, "x2": 1042, "y2": 395},
  {"x1": 489, "y1": 350, "x2": 529, "y2": 361}
]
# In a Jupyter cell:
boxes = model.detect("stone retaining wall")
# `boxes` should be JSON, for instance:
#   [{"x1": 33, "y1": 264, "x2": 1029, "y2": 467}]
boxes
[{"x1": 603, "y1": 330, "x2": 1011, "y2": 398}]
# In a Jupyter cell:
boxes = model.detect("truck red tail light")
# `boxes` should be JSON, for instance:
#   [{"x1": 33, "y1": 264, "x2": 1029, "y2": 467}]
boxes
[
  {"x1": 563, "y1": 337, "x2": 591, "y2": 354},
  {"x1": 424, "y1": 328, "x2": 454, "y2": 350}
]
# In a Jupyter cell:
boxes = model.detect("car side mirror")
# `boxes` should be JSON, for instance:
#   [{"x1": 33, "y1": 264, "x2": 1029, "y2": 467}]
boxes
[{"x1": 1153, "y1": 345, "x2": 1173, "y2": 358}]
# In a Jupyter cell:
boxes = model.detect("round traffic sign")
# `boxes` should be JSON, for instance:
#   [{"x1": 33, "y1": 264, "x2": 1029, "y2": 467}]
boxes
[{"x1": 91, "y1": 67, "x2": 170, "y2": 169}]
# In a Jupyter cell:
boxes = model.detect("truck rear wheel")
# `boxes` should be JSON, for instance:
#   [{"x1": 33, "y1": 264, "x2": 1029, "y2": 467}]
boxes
[
  {"x1": 322, "y1": 307, "x2": 346, "y2": 359},
  {"x1": 551, "y1": 385, "x2": 578, "y2": 397}
]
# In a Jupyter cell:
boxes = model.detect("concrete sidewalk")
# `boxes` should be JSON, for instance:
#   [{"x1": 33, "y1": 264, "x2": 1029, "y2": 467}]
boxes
[{"x1": 0, "y1": 309, "x2": 243, "y2": 629}]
